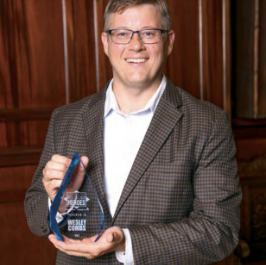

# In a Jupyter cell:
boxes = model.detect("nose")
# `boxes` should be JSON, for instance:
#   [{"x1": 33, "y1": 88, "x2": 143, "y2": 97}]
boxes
[{"x1": 128, "y1": 32, "x2": 145, "y2": 51}]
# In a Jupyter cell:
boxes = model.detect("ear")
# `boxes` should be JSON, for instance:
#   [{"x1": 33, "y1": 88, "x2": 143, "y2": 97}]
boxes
[
  {"x1": 167, "y1": 30, "x2": 175, "y2": 56},
  {"x1": 101, "y1": 32, "x2": 109, "y2": 57}
]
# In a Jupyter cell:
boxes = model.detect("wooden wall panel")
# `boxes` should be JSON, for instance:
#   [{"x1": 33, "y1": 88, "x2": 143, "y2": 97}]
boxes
[
  {"x1": 0, "y1": 166, "x2": 56, "y2": 264},
  {"x1": 258, "y1": 0, "x2": 266, "y2": 115},
  {"x1": 233, "y1": 119, "x2": 266, "y2": 164},
  {"x1": 95, "y1": 0, "x2": 114, "y2": 89},
  {"x1": 165, "y1": 0, "x2": 231, "y2": 117},
  {"x1": 235, "y1": 138, "x2": 266, "y2": 162},
  {"x1": 0, "y1": 165, "x2": 36, "y2": 192},
  {"x1": 0, "y1": 201, "x2": 57, "y2": 265},
  {"x1": 237, "y1": 155, "x2": 266, "y2": 263},
  {"x1": 232, "y1": 2, "x2": 266, "y2": 260},
  {"x1": 72, "y1": 0, "x2": 98, "y2": 99},
  {"x1": 0, "y1": 0, "x2": 66, "y2": 109},
  {"x1": 165, "y1": 0, "x2": 201, "y2": 98},
  {"x1": 201, "y1": 0, "x2": 224, "y2": 108},
  {"x1": 234, "y1": 0, "x2": 266, "y2": 118},
  {"x1": 61, "y1": 0, "x2": 99, "y2": 103},
  {"x1": 0, "y1": 148, "x2": 42, "y2": 168},
  {"x1": 63, "y1": 0, "x2": 113, "y2": 100},
  {"x1": 0, "y1": 0, "x2": 66, "y2": 163},
  {"x1": 0, "y1": 120, "x2": 50, "y2": 148},
  {"x1": 234, "y1": 0, "x2": 255, "y2": 118},
  {"x1": 0, "y1": 1, "x2": 65, "y2": 264}
]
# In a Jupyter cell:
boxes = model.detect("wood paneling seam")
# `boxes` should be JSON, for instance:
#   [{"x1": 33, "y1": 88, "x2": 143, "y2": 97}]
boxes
[
  {"x1": 93, "y1": 0, "x2": 100, "y2": 93},
  {"x1": 198, "y1": 0, "x2": 204, "y2": 101},
  {"x1": 222, "y1": 0, "x2": 231, "y2": 120},
  {"x1": 254, "y1": 0, "x2": 260, "y2": 118},
  {"x1": 0, "y1": 107, "x2": 54, "y2": 122},
  {"x1": 62, "y1": 0, "x2": 70, "y2": 104}
]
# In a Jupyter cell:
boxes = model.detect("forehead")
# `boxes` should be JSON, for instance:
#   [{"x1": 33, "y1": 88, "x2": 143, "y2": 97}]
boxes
[{"x1": 108, "y1": 4, "x2": 163, "y2": 29}]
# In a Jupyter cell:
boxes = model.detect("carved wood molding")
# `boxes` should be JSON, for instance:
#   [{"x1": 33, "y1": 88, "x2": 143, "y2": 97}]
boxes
[
  {"x1": 0, "y1": 189, "x2": 27, "y2": 204},
  {"x1": 238, "y1": 154, "x2": 266, "y2": 176},
  {"x1": 251, "y1": 192, "x2": 266, "y2": 241},
  {"x1": 0, "y1": 107, "x2": 54, "y2": 122},
  {"x1": 239, "y1": 155, "x2": 266, "y2": 246},
  {"x1": 0, "y1": 146, "x2": 43, "y2": 168},
  {"x1": 233, "y1": 118, "x2": 266, "y2": 127}
]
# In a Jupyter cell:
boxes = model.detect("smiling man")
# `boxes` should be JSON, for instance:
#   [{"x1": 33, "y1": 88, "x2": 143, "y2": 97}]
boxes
[
  {"x1": 101, "y1": 3, "x2": 173, "y2": 114},
  {"x1": 25, "y1": 0, "x2": 241, "y2": 264}
]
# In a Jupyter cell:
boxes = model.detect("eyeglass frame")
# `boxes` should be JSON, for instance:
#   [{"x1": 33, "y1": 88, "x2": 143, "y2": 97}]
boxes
[{"x1": 105, "y1": 28, "x2": 168, "y2": 44}]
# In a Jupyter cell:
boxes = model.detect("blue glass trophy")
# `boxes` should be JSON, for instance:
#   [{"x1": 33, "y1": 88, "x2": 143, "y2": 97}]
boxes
[{"x1": 49, "y1": 152, "x2": 104, "y2": 242}]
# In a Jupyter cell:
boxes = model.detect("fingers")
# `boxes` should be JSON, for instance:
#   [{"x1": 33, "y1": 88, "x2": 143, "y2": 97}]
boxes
[
  {"x1": 52, "y1": 154, "x2": 72, "y2": 164},
  {"x1": 80, "y1": 156, "x2": 89, "y2": 168},
  {"x1": 42, "y1": 155, "x2": 71, "y2": 201},
  {"x1": 106, "y1": 233, "x2": 114, "y2": 243},
  {"x1": 106, "y1": 231, "x2": 123, "y2": 245},
  {"x1": 75, "y1": 156, "x2": 89, "y2": 178},
  {"x1": 43, "y1": 154, "x2": 90, "y2": 206},
  {"x1": 48, "y1": 235, "x2": 78, "y2": 245},
  {"x1": 43, "y1": 155, "x2": 70, "y2": 181},
  {"x1": 44, "y1": 161, "x2": 68, "y2": 176},
  {"x1": 105, "y1": 227, "x2": 124, "y2": 242},
  {"x1": 49, "y1": 235, "x2": 97, "y2": 259},
  {"x1": 62, "y1": 235, "x2": 84, "y2": 244},
  {"x1": 67, "y1": 156, "x2": 89, "y2": 191},
  {"x1": 49, "y1": 228, "x2": 125, "y2": 260},
  {"x1": 104, "y1": 227, "x2": 125, "y2": 251}
]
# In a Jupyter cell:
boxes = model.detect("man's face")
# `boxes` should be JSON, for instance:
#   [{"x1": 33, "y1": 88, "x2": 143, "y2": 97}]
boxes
[{"x1": 101, "y1": 4, "x2": 175, "y2": 90}]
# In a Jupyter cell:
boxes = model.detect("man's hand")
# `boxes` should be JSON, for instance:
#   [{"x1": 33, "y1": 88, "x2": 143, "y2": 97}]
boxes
[
  {"x1": 48, "y1": 226, "x2": 125, "y2": 259},
  {"x1": 42, "y1": 154, "x2": 89, "y2": 213}
]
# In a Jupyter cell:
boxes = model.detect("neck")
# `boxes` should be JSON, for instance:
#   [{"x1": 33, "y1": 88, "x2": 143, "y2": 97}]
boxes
[{"x1": 112, "y1": 77, "x2": 163, "y2": 114}]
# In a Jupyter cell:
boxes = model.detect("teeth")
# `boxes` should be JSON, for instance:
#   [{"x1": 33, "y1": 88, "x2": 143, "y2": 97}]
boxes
[{"x1": 126, "y1": 58, "x2": 147, "y2": 63}]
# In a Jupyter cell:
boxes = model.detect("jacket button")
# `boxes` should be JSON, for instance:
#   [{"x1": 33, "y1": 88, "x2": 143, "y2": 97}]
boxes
[{"x1": 41, "y1": 226, "x2": 48, "y2": 233}]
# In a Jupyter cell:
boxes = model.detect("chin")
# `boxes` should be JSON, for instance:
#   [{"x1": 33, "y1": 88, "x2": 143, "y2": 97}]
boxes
[
  {"x1": 127, "y1": 78, "x2": 148, "y2": 86},
  {"x1": 127, "y1": 75, "x2": 149, "y2": 84}
]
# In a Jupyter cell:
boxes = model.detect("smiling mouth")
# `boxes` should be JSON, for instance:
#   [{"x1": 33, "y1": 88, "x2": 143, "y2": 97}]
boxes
[{"x1": 125, "y1": 58, "x2": 148, "y2": 63}]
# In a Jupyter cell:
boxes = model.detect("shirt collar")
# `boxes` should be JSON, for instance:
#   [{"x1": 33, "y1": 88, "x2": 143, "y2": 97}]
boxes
[{"x1": 104, "y1": 75, "x2": 167, "y2": 118}]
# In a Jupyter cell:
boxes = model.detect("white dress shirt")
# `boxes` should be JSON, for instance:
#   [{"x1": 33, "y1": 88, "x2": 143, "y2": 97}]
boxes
[
  {"x1": 50, "y1": 75, "x2": 167, "y2": 265},
  {"x1": 104, "y1": 76, "x2": 166, "y2": 264}
]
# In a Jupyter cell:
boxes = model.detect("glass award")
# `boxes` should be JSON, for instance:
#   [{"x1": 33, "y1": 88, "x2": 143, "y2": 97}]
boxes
[{"x1": 50, "y1": 152, "x2": 104, "y2": 242}]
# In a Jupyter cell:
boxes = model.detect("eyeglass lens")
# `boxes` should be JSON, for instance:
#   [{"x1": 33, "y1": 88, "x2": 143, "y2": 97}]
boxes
[{"x1": 110, "y1": 29, "x2": 162, "y2": 44}]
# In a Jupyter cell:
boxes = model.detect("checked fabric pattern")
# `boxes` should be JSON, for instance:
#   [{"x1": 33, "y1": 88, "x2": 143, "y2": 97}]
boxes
[{"x1": 25, "y1": 78, "x2": 241, "y2": 265}]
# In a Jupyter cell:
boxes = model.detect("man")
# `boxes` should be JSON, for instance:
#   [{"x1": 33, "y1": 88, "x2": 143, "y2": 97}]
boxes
[{"x1": 25, "y1": 0, "x2": 242, "y2": 264}]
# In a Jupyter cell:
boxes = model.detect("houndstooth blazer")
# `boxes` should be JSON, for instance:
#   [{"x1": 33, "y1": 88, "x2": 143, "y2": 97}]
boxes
[{"x1": 25, "y1": 77, "x2": 242, "y2": 265}]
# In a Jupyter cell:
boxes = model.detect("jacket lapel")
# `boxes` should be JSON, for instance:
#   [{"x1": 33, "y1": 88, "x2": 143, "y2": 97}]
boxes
[
  {"x1": 81, "y1": 83, "x2": 112, "y2": 222},
  {"x1": 112, "y1": 78, "x2": 183, "y2": 223}
]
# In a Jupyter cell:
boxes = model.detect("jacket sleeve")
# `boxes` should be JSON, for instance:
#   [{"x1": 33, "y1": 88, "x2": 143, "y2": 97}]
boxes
[
  {"x1": 128, "y1": 111, "x2": 242, "y2": 264},
  {"x1": 24, "y1": 110, "x2": 58, "y2": 238}
]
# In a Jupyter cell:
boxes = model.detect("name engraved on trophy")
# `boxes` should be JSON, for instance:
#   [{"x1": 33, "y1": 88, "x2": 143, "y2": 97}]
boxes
[
  {"x1": 67, "y1": 219, "x2": 86, "y2": 231},
  {"x1": 65, "y1": 191, "x2": 90, "y2": 233}
]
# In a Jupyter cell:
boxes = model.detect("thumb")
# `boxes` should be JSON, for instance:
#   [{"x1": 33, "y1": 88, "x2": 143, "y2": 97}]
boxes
[
  {"x1": 76, "y1": 156, "x2": 89, "y2": 176},
  {"x1": 67, "y1": 156, "x2": 89, "y2": 192},
  {"x1": 106, "y1": 231, "x2": 123, "y2": 244},
  {"x1": 106, "y1": 232, "x2": 115, "y2": 243}
]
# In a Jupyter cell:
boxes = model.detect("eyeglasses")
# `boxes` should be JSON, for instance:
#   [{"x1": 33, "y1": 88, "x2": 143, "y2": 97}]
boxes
[{"x1": 106, "y1": 28, "x2": 168, "y2": 44}]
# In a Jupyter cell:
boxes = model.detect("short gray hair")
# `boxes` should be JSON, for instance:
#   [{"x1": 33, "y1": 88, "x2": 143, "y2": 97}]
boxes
[{"x1": 104, "y1": 0, "x2": 171, "y2": 31}]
